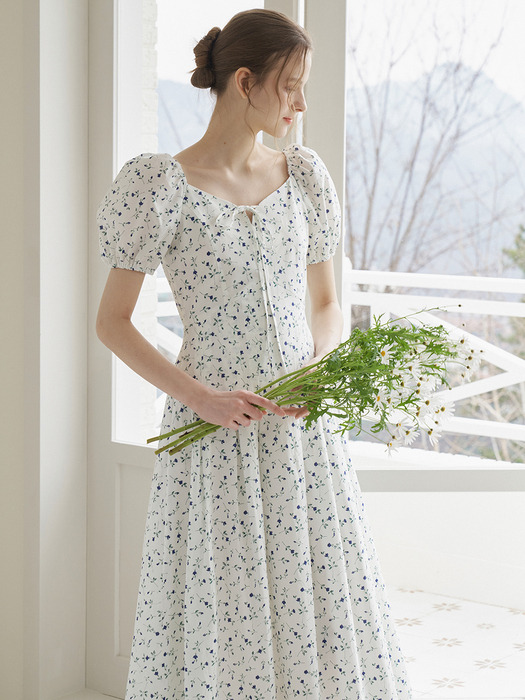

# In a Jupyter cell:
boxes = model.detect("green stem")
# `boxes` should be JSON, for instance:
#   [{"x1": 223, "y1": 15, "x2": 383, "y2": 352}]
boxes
[
  {"x1": 377, "y1": 305, "x2": 454, "y2": 326},
  {"x1": 256, "y1": 363, "x2": 318, "y2": 395},
  {"x1": 154, "y1": 420, "x2": 219, "y2": 454},
  {"x1": 147, "y1": 417, "x2": 204, "y2": 444},
  {"x1": 167, "y1": 423, "x2": 223, "y2": 454}
]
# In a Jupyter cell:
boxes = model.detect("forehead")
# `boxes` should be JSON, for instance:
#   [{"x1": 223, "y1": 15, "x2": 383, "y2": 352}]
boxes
[{"x1": 275, "y1": 51, "x2": 311, "y2": 82}]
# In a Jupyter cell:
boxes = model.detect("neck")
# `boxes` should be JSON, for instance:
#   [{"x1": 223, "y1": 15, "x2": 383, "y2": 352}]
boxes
[{"x1": 193, "y1": 99, "x2": 265, "y2": 174}]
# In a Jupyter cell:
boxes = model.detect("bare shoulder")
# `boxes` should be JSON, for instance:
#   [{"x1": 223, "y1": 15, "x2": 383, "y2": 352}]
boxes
[
  {"x1": 172, "y1": 145, "x2": 207, "y2": 175},
  {"x1": 258, "y1": 143, "x2": 288, "y2": 170}
]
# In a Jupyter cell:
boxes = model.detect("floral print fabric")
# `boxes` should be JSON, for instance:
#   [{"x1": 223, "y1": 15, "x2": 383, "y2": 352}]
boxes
[{"x1": 97, "y1": 143, "x2": 412, "y2": 699}]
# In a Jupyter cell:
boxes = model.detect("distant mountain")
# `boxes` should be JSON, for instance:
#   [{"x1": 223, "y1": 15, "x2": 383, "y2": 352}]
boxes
[
  {"x1": 158, "y1": 79, "x2": 214, "y2": 155},
  {"x1": 345, "y1": 62, "x2": 525, "y2": 277}
]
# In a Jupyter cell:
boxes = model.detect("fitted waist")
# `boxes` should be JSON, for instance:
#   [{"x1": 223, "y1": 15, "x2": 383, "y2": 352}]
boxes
[
  {"x1": 175, "y1": 293, "x2": 314, "y2": 390},
  {"x1": 176, "y1": 331, "x2": 314, "y2": 392}
]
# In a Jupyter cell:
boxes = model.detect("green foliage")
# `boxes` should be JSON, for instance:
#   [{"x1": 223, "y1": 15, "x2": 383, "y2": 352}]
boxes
[{"x1": 503, "y1": 224, "x2": 525, "y2": 274}]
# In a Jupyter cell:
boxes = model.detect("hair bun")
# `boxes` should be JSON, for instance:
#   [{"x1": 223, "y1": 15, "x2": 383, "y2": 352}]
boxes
[{"x1": 191, "y1": 26, "x2": 221, "y2": 89}]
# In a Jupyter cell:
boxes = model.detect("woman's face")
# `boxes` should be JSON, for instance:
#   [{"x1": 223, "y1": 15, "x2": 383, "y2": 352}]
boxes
[{"x1": 248, "y1": 51, "x2": 312, "y2": 138}]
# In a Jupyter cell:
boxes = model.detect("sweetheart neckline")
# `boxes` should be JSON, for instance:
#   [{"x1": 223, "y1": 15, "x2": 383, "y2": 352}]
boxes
[{"x1": 167, "y1": 147, "x2": 293, "y2": 209}]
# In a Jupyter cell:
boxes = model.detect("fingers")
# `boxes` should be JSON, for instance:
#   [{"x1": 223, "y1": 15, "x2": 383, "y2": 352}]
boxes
[
  {"x1": 261, "y1": 400, "x2": 310, "y2": 420},
  {"x1": 232, "y1": 414, "x2": 251, "y2": 429},
  {"x1": 232, "y1": 407, "x2": 309, "y2": 429},
  {"x1": 280, "y1": 405, "x2": 300, "y2": 416},
  {"x1": 227, "y1": 394, "x2": 278, "y2": 430},
  {"x1": 197, "y1": 387, "x2": 311, "y2": 431},
  {"x1": 239, "y1": 391, "x2": 312, "y2": 419},
  {"x1": 280, "y1": 405, "x2": 310, "y2": 419},
  {"x1": 219, "y1": 391, "x2": 310, "y2": 432},
  {"x1": 242, "y1": 404, "x2": 267, "y2": 421},
  {"x1": 245, "y1": 392, "x2": 310, "y2": 421},
  {"x1": 242, "y1": 392, "x2": 287, "y2": 418}
]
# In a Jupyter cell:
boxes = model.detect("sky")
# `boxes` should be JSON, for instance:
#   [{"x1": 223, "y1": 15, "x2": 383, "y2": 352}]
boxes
[
  {"x1": 156, "y1": 0, "x2": 253, "y2": 84},
  {"x1": 156, "y1": 0, "x2": 525, "y2": 108}
]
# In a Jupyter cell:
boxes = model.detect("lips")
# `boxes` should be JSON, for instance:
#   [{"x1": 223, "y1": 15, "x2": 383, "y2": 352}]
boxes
[{"x1": 283, "y1": 117, "x2": 293, "y2": 123}]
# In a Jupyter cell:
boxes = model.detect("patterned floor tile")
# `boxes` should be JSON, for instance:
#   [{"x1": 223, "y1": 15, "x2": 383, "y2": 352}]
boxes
[{"x1": 387, "y1": 587, "x2": 525, "y2": 699}]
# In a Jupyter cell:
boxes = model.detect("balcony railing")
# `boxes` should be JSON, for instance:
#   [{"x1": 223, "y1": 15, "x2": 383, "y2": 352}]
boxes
[{"x1": 344, "y1": 262, "x2": 525, "y2": 448}]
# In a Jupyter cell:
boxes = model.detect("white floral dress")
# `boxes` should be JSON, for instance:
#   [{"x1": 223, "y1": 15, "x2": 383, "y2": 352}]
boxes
[{"x1": 97, "y1": 143, "x2": 413, "y2": 700}]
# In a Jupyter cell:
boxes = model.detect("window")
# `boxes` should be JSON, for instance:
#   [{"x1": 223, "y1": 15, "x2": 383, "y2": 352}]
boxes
[{"x1": 342, "y1": 0, "x2": 525, "y2": 462}]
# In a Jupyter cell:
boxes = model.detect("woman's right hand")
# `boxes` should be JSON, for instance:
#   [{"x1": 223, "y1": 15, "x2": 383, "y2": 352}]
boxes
[{"x1": 191, "y1": 387, "x2": 308, "y2": 430}]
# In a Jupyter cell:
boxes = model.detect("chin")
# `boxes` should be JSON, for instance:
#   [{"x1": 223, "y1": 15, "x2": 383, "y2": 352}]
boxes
[
  {"x1": 262, "y1": 119, "x2": 292, "y2": 137},
  {"x1": 276, "y1": 124, "x2": 293, "y2": 138},
  {"x1": 262, "y1": 129, "x2": 286, "y2": 140}
]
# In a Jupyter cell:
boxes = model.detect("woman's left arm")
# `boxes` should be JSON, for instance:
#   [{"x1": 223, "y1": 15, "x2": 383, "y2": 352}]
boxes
[{"x1": 306, "y1": 257, "x2": 344, "y2": 365}]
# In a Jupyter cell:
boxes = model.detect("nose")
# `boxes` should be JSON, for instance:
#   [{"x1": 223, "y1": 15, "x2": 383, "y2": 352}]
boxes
[{"x1": 293, "y1": 90, "x2": 307, "y2": 113}]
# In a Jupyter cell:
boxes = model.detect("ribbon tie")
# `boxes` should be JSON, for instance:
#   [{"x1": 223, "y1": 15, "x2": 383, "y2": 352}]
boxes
[
  {"x1": 214, "y1": 205, "x2": 286, "y2": 374},
  {"x1": 216, "y1": 204, "x2": 260, "y2": 235}
]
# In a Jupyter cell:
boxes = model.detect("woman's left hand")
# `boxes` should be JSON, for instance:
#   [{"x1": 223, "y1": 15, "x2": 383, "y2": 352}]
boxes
[{"x1": 279, "y1": 403, "x2": 311, "y2": 420}]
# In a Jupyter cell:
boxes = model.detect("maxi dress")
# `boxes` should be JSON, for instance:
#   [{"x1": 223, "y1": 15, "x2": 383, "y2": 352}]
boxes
[{"x1": 97, "y1": 143, "x2": 413, "y2": 700}]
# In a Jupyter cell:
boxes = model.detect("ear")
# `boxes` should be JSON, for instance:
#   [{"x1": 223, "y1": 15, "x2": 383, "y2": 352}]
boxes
[{"x1": 233, "y1": 67, "x2": 255, "y2": 99}]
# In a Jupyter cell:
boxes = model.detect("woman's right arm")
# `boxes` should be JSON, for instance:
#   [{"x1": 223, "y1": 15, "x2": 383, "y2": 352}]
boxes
[{"x1": 96, "y1": 268, "x2": 300, "y2": 428}]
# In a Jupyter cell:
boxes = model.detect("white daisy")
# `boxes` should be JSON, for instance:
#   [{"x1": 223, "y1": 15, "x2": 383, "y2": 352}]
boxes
[
  {"x1": 386, "y1": 432, "x2": 403, "y2": 455},
  {"x1": 433, "y1": 401, "x2": 455, "y2": 425},
  {"x1": 374, "y1": 388, "x2": 392, "y2": 408},
  {"x1": 424, "y1": 424, "x2": 442, "y2": 447},
  {"x1": 413, "y1": 374, "x2": 436, "y2": 398},
  {"x1": 391, "y1": 417, "x2": 420, "y2": 447},
  {"x1": 405, "y1": 361, "x2": 422, "y2": 380},
  {"x1": 401, "y1": 425, "x2": 420, "y2": 446},
  {"x1": 416, "y1": 395, "x2": 441, "y2": 422},
  {"x1": 453, "y1": 335, "x2": 470, "y2": 355},
  {"x1": 378, "y1": 344, "x2": 393, "y2": 365}
]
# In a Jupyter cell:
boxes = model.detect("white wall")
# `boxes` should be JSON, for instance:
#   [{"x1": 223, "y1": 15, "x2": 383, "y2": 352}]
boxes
[
  {"x1": 351, "y1": 445, "x2": 525, "y2": 610},
  {"x1": 39, "y1": 0, "x2": 89, "y2": 697},
  {"x1": 0, "y1": 0, "x2": 89, "y2": 698},
  {"x1": 362, "y1": 491, "x2": 525, "y2": 610},
  {"x1": 0, "y1": 1, "x2": 30, "y2": 697}
]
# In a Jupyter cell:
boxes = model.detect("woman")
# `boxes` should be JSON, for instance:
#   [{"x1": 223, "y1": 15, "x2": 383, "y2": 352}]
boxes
[{"x1": 96, "y1": 9, "x2": 412, "y2": 699}]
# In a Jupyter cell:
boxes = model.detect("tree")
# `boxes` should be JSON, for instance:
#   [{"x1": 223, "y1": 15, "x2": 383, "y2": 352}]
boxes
[{"x1": 345, "y1": 1, "x2": 525, "y2": 277}]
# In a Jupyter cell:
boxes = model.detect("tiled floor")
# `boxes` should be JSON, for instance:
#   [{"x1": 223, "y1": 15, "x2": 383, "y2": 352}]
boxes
[{"x1": 388, "y1": 586, "x2": 525, "y2": 699}]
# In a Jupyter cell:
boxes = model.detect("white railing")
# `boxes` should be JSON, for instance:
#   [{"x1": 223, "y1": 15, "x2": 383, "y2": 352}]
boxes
[
  {"x1": 152, "y1": 266, "x2": 525, "y2": 450},
  {"x1": 153, "y1": 276, "x2": 183, "y2": 420},
  {"x1": 344, "y1": 262, "x2": 525, "y2": 444}
]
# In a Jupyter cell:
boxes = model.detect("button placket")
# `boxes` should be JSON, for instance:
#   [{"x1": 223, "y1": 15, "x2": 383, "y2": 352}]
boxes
[{"x1": 215, "y1": 206, "x2": 287, "y2": 371}]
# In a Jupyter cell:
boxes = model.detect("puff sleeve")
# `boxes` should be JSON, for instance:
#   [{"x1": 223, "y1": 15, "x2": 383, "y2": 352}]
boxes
[
  {"x1": 96, "y1": 153, "x2": 184, "y2": 274},
  {"x1": 286, "y1": 143, "x2": 341, "y2": 264}
]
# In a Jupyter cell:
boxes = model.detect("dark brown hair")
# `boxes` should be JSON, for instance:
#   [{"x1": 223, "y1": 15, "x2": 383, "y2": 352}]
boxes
[{"x1": 190, "y1": 9, "x2": 312, "y2": 101}]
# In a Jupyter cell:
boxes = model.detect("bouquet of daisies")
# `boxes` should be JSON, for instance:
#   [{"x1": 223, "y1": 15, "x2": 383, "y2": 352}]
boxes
[{"x1": 148, "y1": 310, "x2": 480, "y2": 455}]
